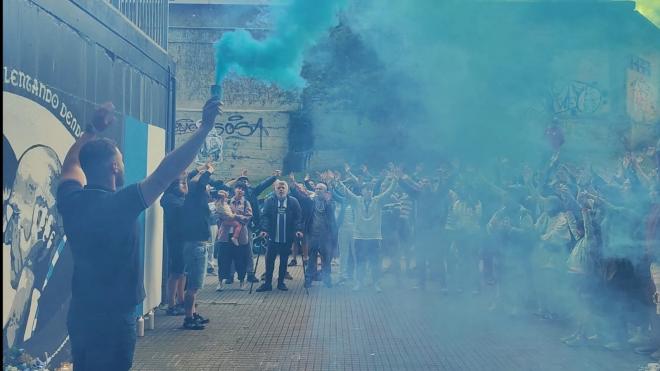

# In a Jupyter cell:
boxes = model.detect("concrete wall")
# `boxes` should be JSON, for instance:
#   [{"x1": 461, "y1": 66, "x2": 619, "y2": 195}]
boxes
[
  {"x1": 627, "y1": 51, "x2": 660, "y2": 145},
  {"x1": 174, "y1": 110, "x2": 289, "y2": 179},
  {"x1": 169, "y1": 3, "x2": 299, "y2": 181}
]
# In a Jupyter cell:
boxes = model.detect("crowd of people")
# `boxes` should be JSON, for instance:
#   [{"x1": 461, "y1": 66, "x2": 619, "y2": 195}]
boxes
[
  {"x1": 159, "y1": 134, "x2": 659, "y2": 363},
  {"x1": 57, "y1": 97, "x2": 659, "y2": 370}
]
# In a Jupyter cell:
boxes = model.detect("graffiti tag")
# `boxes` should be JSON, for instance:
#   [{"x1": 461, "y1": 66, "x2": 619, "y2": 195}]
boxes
[
  {"x1": 176, "y1": 115, "x2": 270, "y2": 164},
  {"x1": 551, "y1": 80, "x2": 604, "y2": 116}
]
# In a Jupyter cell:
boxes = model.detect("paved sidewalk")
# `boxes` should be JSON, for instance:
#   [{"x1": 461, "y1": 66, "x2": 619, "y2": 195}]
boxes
[{"x1": 133, "y1": 257, "x2": 652, "y2": 371}]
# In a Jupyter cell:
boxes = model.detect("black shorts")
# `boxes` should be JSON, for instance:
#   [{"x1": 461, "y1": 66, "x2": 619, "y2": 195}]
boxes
[
  {"x1": 67, "y1": 305, "x2": 136, "y2": 371},
  {"x1": 168, "y1": 240, "x2": 185, "y2": 275}
]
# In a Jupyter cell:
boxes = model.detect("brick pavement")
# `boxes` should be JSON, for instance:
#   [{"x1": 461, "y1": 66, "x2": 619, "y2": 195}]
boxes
[{"x1": 133, "y1": 258, "x2": 652, "y2": 371}]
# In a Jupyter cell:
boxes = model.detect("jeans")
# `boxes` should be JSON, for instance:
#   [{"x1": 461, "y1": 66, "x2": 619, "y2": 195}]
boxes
[
  {"x1": 67, "y1": 304, "x2": 136, "y2": 371},
  {"x1": 354, "y1": 239, "x2": 381, "y2": 285},
  {"x1": 338, "y1": 225, "x2": 355, "y2": 279},
  {"x1": 208, "y1": 225, "x2": 218, "y2": 268}
]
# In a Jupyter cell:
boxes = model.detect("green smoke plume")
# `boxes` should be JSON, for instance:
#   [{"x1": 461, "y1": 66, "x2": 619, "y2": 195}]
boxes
[{"x1": 213, "y1": 0, "x2": 347, "y2": 90}]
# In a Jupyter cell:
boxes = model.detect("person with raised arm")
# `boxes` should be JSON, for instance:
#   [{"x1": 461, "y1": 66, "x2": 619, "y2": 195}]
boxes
[
  {"x1": 336, "y1": 172, "x2": 398, "y2": 292},
  {"x1": 56, "y1": 97, "x2": 221, "y2": 369}
]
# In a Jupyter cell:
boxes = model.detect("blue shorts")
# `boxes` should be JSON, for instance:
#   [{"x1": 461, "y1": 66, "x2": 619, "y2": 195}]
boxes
[{"x1": 184, "y1": 241, "x2": 208, "y2": 290}]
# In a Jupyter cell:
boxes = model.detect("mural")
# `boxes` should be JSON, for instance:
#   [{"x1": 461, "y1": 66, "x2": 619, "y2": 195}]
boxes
[{"x1": 3, "y1": 92, "x2": 76, "y2": 366}]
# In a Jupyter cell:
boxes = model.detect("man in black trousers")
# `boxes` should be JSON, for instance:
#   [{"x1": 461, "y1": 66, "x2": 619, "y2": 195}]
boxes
[{"x1": 256, "y1": 180, "x2": 303, "y2": 292}]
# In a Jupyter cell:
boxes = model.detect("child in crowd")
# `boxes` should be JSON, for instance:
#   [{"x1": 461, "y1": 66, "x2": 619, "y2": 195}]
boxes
[{"x1": 215, "y1": 190, "x2": 242, "y2": 246}]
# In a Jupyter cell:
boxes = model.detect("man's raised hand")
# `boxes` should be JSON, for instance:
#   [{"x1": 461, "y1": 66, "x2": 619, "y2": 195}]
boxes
[
  {"x1": 201, "y1": 97, "x2": 222, "y2": 129},
  {"x1": 90, "y1": 102, "x2": 116, "y2": 133}
]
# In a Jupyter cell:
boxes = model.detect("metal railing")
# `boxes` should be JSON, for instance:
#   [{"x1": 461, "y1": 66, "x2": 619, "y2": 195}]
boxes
[{"x1": 106, "y1": 0, "x2": 168, "y2": 49}]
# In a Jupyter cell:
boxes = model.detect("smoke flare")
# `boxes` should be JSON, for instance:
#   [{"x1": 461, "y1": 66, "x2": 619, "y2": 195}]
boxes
[{"x1": 213, "y1": 0, "x2": 347, "y2": 90}]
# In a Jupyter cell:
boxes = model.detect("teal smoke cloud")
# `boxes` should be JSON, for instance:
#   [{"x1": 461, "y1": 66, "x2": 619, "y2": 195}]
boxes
[{"x1": 213, "y1": 0, "x2": 347, "y2": 90}]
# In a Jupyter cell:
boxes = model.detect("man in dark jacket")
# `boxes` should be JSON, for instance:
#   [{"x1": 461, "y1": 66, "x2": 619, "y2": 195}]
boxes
[
  {"x1": 302, "y1": 183, "x2": 338, "y2": 288},
  {"x1": 256, "y1": 180, "x2": 303, "y2": 292},
  {"x1": 180, "y1": 164, "x2": 214, "y2": 329},
  {"x1": 238, "y1": 169, "x2": 280, "y2": 231}
]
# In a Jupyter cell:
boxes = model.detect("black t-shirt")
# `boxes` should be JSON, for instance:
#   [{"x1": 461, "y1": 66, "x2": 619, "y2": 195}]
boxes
[
  {"x1": 56, "y1": 180, "x2": 147, "y2": 312},
  {"x1": 181, "y1": 172, "x2": 212, "y2": 242},
  {"x1": 160, "y1": 191, "x2": 185, "y2": 246}
]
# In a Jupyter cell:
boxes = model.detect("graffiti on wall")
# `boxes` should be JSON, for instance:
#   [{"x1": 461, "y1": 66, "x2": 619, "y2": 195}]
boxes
[
  {"x1": 174, "y1": 110, "x2": 289, "y2": 180},
  {"x1": 3, "y1": 67, "x2": 83, "y2": 138},
  {"x1": 628, "y1": 78, "x2": 657, "y2": 123},
  {"x1": 3, "y1": 91, "x2": 75, "y2": 366},
  {"x1": 550, "y1": 80, "x2": 605, "y2": 116},
  {"x1": 626, "y1": 56, "x2": 658, "y2": 125},
  {"x1": 176, "y1": 114, "x2": 270, "y2": 164}
]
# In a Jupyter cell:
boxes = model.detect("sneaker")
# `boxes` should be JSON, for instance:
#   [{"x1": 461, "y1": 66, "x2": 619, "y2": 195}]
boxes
[
  {"x1": 183, "y1": 317, "x2": 205, "y2": 330},
  {"x1": 260, "y1": 273, "x2": 267, "y2": 281},
  {"x1": 255, "y1": 284, "x2": 272, "y2": 292},
  {"x1": 288, "y1": 259, "x2": 298, "y2": 267},
  {"x1": 304, "y1": 280, "x2": 312, "y2": 288},
  {"x1": 238, "y1": 280, "x2": 246, "y2": 290},
  {"x1": 247, "y1": 274, "x2": 259, "y2": 283},
  {"x1": 216, "y1": 282, "x2": 224, "y2": 291},
  {"x1": 277, "y1": 282, "x2": 288, "y2": 291},
  {"x1": 166, "y1": 306, "x2": 185, "y2": 316},
  {"x1": 193, "y1": 313, "x2": 210, "y2": 324},
  {"x1": 374, "y1": 283, "x2": 382, "y2": 293},
  {"x1": 285, "y1": 272, "x2": 293, "y2": 280}
]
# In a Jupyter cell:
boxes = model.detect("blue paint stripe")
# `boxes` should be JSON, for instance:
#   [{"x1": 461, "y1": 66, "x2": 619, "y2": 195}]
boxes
[
  {"x1": 123, "y1": 116, "x2": 148, "y2": 185},
  {"x1": 123, "y1": 116, "x2": 148, "y2": 317},
  {"x1": 43, "y1": 238, "x2": 67, "y2": 290}
]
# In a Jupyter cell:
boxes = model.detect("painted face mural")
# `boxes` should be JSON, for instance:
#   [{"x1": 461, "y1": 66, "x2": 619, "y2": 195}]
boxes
[{"x1": 3, "y1": 92, "x2": 75, "y2": 366}]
